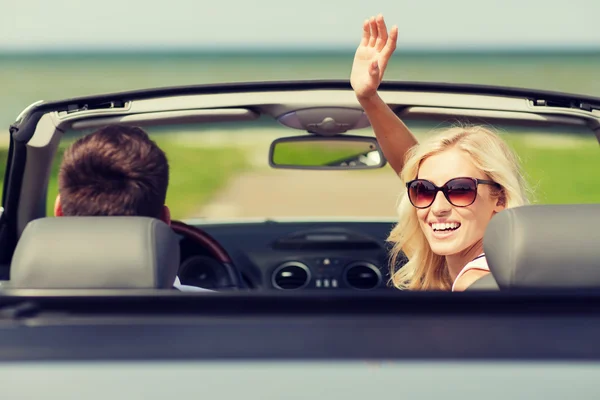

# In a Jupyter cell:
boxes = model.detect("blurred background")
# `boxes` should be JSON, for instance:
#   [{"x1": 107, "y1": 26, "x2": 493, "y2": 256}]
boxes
[{"x1": 1, "y1": 0, "x2": 599, "y2": 219}]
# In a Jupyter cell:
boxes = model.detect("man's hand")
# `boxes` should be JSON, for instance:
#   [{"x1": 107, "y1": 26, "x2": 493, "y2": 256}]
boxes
[{"x1": 350, "y1": 15, "x2": 398, "y2": 101}]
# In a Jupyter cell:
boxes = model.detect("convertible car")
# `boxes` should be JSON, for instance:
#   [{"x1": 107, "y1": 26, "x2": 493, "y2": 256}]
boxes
[{"x1": 0, "y1": 80, "x2": 599, "y2": 398}]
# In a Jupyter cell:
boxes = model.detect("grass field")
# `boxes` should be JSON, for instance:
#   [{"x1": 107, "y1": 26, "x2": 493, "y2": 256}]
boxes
[{"x1": 503, "y1": 133, "x2": 599, "y2": 204}]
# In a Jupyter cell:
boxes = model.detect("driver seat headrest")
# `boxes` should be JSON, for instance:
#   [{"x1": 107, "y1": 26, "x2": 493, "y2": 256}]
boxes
[
  {"x1": 484, "y1": 204, "x2": 600, "y2": 290},
  {"x1": 10, "y1": 217, "x2": 180, "y2": 289}
]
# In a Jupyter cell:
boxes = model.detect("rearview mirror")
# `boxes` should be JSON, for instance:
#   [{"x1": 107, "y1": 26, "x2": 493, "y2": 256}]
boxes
[{"x1": 269, "y1": 135, "x2": 387, "y2": 170}]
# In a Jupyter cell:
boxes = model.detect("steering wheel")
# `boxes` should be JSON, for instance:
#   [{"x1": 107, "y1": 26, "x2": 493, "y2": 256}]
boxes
[{"x1": 170, "y1": 220, "x2": 242, "y2": 290}]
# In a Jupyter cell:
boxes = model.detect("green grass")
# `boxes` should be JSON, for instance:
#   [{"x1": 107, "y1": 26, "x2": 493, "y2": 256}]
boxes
[
  {"x1": 156, "y1": 139, "x2": 247, "y2": 218},
  {"x1": 0, "y1": 147, "x2": 7, "y2": 180},
  {"x1": 503, "y1": 134, "x2": 600, "y2": 204},
  {"x1": 0, "y1": 139, "x2": 248, "y2": 220}
]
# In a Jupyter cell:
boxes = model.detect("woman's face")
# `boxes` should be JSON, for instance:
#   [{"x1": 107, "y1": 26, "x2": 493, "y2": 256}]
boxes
[{"x1": 415, "y1": 148, "x2": 505, "y2": 256}]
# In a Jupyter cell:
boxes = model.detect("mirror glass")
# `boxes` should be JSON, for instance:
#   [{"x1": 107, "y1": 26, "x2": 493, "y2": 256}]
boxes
[{"x1": 269, "y1": 136, "x2": 386, "y2": 170}]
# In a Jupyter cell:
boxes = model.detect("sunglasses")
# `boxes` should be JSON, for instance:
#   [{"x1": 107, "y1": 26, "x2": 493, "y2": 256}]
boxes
[{"x1": 406, "y1": 177, "x2": 501, "y2": 209}]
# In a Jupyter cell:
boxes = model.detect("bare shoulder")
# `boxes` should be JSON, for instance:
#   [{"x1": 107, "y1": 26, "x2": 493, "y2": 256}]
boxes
[{"x1": 453, "y1": 270, "x2": 490, "y2": 292}]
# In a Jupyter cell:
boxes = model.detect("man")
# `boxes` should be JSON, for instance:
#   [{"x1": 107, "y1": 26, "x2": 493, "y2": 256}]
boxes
[{"x1": 54, "y1": 124, "x2": 208, "y2": 292}]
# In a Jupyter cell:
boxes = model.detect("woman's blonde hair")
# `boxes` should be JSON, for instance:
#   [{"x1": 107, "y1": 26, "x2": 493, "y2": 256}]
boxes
[{"x1": 388, "y1": 125, "x2": 530, "y2": 290}]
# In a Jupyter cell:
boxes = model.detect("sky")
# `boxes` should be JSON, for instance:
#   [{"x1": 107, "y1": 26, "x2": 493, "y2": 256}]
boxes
[{"x1": 2, "y1": 0, "x2": 600, "y2": 51}]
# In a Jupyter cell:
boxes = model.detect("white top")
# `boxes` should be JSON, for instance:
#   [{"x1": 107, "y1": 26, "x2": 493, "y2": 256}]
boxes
[
  {"x1": 451, "y1": 253, "x2": 489, "y2": 292},
  {"x1": 173, "y1": 276, "x2": 214, "y2": 292}
]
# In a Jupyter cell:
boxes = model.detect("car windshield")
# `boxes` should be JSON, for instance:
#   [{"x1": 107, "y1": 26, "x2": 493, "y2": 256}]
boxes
[{"x1": 37, "y1": 118, "x2": 597, "y2": 222}]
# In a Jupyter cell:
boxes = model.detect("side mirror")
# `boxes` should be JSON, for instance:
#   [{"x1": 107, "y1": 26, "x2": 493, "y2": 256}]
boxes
[{"x1": 269, "y1": 135, "x2": 387, "y2": 170}]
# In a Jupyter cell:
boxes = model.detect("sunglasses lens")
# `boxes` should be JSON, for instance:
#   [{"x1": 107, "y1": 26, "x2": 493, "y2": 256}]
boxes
[
  {"x1": 408, "y1": 180, "x2": 436, "y2": 208},
  {"x1": 446, "y1": 178, "x2": 477, "y2": 206}
]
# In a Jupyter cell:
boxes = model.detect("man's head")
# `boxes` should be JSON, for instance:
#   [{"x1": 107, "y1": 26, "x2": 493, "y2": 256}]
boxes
[{"x1": 54, "y1": 125, "x2": 170, "y2": 224}]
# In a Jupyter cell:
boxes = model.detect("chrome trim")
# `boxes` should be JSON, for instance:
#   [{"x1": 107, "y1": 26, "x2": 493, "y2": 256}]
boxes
[
  {"x1": 271, "y1": 261, "x2": 312, "y2": 290},
  {"x1": 15, "y1": 100, "x2": 44, "y2": 123},
  {"x1": 343, "y1": 261, "x2": 383, "y2": 290}
]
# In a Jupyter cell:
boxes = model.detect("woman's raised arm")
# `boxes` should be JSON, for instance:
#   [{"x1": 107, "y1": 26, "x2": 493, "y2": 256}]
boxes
[{"x1": 350, "y1": 15, "x2": 418, "y2": 176}]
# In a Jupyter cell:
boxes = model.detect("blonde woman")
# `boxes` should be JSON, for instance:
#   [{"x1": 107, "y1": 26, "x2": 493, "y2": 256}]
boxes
[{"x1": 350, "y1": 15, "x2": 530, "y2": 291}]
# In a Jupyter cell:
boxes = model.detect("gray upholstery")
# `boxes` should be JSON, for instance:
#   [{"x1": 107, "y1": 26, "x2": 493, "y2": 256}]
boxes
[
  {"x1": 10, "y1": 217, "x2": 180, "y2": 289},
  {"x1": 465, "y1": 273, "x2": 500, "y2": 291},
  {"x1": 484, "y1": 204, "x2": 600, "y2": 289}
]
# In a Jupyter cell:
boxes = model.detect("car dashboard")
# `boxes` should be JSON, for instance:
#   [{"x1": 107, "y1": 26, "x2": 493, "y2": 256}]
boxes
[{"x1": 176, "y1": 220, "x2": 402, "y2": 292}]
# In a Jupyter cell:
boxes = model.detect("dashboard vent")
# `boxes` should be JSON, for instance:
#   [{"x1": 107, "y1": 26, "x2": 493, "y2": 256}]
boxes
[
  {"x1": 344, "y1": 262, "x2": 382, "y2": 290},
  {"x1": 272, "y1": 262, "x2": 311, "y2": 290}
]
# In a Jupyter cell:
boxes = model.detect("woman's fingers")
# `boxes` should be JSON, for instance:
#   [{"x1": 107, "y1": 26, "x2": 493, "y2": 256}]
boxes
[
  {"x1": 368, "y1": 16, "x2": 378, "y2": 47},
  {"x1": 362, "y1": 15, "x2": 395, "y2": 58},
  {"x1": 375, "y1": 14, "x2": 388, "y2": 51},
  {"x1": 381, "y1": 25, "x2": 398, "y2": 61},
  {"x1": 361, "y1": 19, "x2": 370, "y2": 47}
]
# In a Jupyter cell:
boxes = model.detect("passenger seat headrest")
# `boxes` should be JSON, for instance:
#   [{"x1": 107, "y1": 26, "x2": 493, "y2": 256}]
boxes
[
  {"x1": 484, "y1": 204, "x2": 600, "y2": 289},
  {"x1": 10, "y1": 217, "x2": 180, "y2": 289}
]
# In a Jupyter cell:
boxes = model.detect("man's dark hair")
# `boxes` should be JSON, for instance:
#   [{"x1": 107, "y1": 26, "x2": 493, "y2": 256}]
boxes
[{"x1": 58, "y1": 125, "x2": 169, "y2": 218}]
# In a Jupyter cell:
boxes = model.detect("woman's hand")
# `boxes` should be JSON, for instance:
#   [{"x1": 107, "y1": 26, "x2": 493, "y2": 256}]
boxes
[{"x1": 350, "y1": 15, "x2": 398, "y2": 101}]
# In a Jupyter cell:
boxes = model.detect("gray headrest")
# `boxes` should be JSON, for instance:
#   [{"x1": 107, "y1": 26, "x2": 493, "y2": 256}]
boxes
[
  {"x1": 484, "y1": 204, "x2": 600, "y2": 289},
  {"x1": 10, "y1": 217, "x2": 180, "y2": 289}
]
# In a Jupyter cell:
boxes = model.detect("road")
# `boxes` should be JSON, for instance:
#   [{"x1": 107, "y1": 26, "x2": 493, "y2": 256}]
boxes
[{"x1": 195, "y1": 169, "x2": 401, "y2": 219}]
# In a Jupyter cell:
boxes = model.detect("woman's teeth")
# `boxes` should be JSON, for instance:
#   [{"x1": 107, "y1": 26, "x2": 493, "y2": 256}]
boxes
[{"x1": 431, "y1": 222, "x2": 461, "y2": 232}]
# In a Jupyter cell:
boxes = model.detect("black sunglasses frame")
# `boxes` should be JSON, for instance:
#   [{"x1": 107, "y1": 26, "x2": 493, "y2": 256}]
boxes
[{"x1": 406, "y1": 177, "x2": 501, "y2": 209}]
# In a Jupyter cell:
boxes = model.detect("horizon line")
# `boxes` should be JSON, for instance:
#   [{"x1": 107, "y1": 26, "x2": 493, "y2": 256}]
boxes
[{"x1": 1, "y1": 44, "x2": 600, "y2": 55}]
